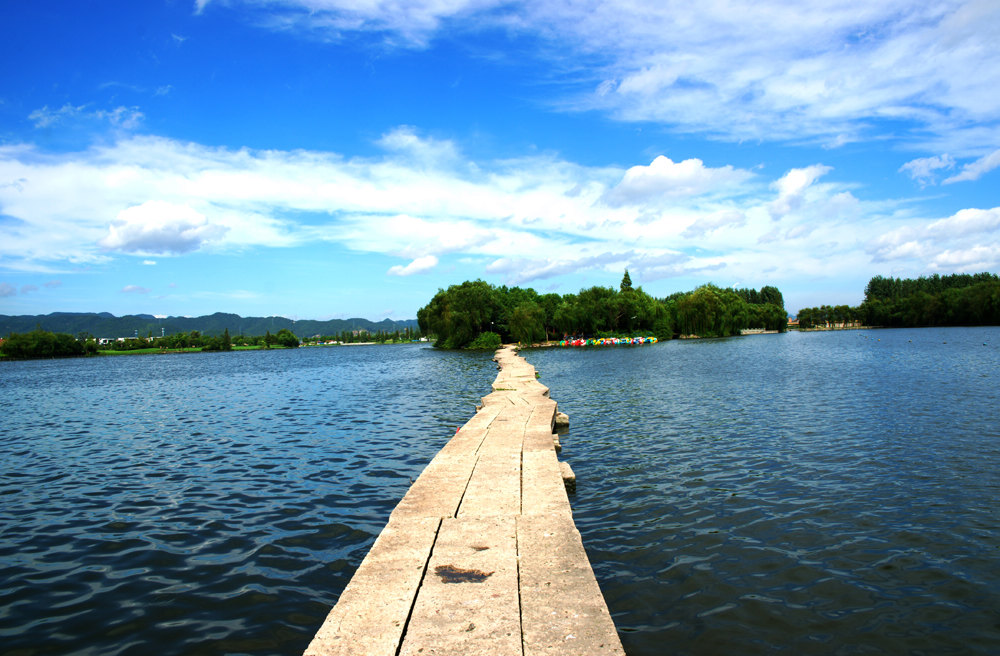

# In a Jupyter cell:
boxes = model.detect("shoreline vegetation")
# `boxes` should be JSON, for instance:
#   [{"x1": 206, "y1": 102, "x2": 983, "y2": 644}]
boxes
[
  {"x1": 418, "y1": 270, "x2": 787, "y2": 350},
  {"x1": 4, "y1": 271, "x2": 998, "y2": 360},
  {"x1": 796, "y1": 272, "x2": 1000, "y2": 329},
  {"x1": 0, "y1": 325, "x2": 426, "y2": 361},
  {"x1": 418, "y1": 270, "x2": 1000, "y2": 350}
]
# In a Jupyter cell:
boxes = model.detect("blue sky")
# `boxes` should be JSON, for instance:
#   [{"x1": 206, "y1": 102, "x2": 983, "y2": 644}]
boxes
[{"x1": 1, "y1": 0, "x2": 998, "y2": 320}]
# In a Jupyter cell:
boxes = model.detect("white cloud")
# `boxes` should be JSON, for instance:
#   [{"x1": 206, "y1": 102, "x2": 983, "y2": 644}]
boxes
[
  {"x1": 943, "y1": 148, "x2": 1000, "y2": 183},
  {"x1": 927, "y1": 207, "x2": 1000, "y2": 237},
  {"x1": 899, "y1": 154, "x2": 955, "y2": 186},
  {"x1": 100, "y1": 201, "x2": 228, "y2": 254},
  {"x1": 0, "y1": 128, "x2": 992, "y2": 295},
  {"x1": 486, "y1": 252, "x2": 633, "y2": 285},
  {"x1": 95, "y1": 106, "x2": 144, "y2": 130},
  {"x1": 682, "y1": 210, "x2": 747, "y2": 238},
  {"x1": 602, "y1": 156, "x2": 753, "y2": 207},
  {"x1": 207, "y1": 0, "x2": 489, "y2": 47},
  {"x1": 387, "y1": 255, "x2": 438, "y2": 276},
  {"x1": 29, "y1": 104, "x2": 86, "y2": 128},
  {"x1": 0, "y1": 282, "x2": 16, "y2": 297},
  {"x1": 210, "y1": 1, "x2": 1000, "y2": 151},
  {"x1": 122, "y1": 285, "x2": 150, "y2": 294},
  {"x1": 931, "y1": 245, "x2": 1000, "y2": 271},
  {"x1": 540, "y1": 1, "x2": 1000, "y2": 150},
  {"x1": 28, "y1": 104, "x2": 143, "y2": 130},
  {"x1": 376, "y1": 126, "x2": 461, "y2": 168},
  {"x1": 20, "y1": 284, "x2": 39, "y2": 294},
  {"x1": 767, "y1": 165, "x2": 832, "y2": 219},
  {"x1": 868, "y1": 207, "x2": 1000, "y2": 271}
]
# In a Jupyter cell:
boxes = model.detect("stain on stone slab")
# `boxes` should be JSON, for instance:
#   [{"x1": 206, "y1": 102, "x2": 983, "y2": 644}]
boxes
[{"x1": 434, "y1": 564, "x2": 494, "y2": 583}]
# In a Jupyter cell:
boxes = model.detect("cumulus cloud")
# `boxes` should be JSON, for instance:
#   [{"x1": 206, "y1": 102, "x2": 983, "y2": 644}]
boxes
[
  {"x1": 927, "y1": 207, "x2": 1000, "y2": 237},
  {"x1": 387, "y1": 255, "x2": 438, "y2": 276},
  {"x1": 121, "y1": 285, "x2": 150, "y2": 294},
  {"x1": 899, "y1": 154, "x2": 955, "y2": 186},
  {"x1": 0, "y1": 128, "x2": 990, "y2": 294},
  {"x1": 376, "y1": 126, "x2": 461, "y2": 168},
  {"x1": 767, "y1": 165, "x2": 832, "y2": 219},
  {"x1": 930, "y1": 245, "x2": 1000, "y2": 271},
  {"x1": 943, "y1": 148, "x2": 1000, "y2": 184},
  {"x1": 868, "y1": 207, "x2": 1000, "y2": 271},
  {"x1": 100, "y1": 201, "x2": 228, "y2": 254},
  {"x1": 602, "y1": 156, "x2": 753, "y2": 207},
  {"x1": 0, "y1": 282, "x2": 15, "y2": 297}
]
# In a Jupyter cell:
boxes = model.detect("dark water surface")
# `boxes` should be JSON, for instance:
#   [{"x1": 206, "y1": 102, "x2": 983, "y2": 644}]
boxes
[
  {"x1": 2, "y1": 329, "x2": 999, "y2": 655},
  {"x1": 527, "y1": 327, "x2": 1000, "y2": 655},
  {"x1": 1, "y1": 344, "x2": 495, "y2": 656}
]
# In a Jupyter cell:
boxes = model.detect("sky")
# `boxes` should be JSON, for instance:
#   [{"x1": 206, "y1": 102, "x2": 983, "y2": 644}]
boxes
[{"x1": 1, "y1": 0, "x2": 999, "y2": 320}]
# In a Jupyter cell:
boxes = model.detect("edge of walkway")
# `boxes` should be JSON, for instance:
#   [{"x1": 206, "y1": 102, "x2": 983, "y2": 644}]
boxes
[{"x1": 304, "y1": 345, "x2": 625, "y2": 656}]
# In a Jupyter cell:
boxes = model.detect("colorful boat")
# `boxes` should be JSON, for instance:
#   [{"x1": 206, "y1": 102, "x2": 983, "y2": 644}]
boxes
[{"x1": 557, "y1": 336, "x2": 658, "y2": 347}]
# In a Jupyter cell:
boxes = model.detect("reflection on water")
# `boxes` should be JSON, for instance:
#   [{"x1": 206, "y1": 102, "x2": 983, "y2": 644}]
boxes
[
  {"x1": 0, "y1": 344, "x2": 495, "y2": 656},
  {"x1": 526, "y1": 327, "x2": 1000, "y2": 655}
]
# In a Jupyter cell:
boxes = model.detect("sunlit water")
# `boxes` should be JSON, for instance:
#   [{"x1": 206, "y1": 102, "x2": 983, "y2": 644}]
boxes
[{"x1": 2, "y1": 330, "x2": 999, "y2": 655}]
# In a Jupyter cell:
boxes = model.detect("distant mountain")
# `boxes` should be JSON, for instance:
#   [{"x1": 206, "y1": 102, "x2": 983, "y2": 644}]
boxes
[{"x1": 0, "y1": 312, "x2": 419, "y2": 338}]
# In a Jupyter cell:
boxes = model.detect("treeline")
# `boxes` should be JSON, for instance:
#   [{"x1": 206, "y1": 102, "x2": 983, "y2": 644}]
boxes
[
  {"x1": 417, "y1": 272, "x2": 787, "y2": 348},
  {"x1": 0, "y1": 329, "x2": 99, "y2": 358},
  {"x1": 797, "y1": 272, "x2": 1000, "y2": 328},
  {"x1": 0, "y1": 311, "x2": 419, "y2": 341},
  {"x1": 302, "y1": 326, "x2": 424, "y2": 345},
  {"x1": 0, "y1": 327, "x2": 301, "y2": 359}
]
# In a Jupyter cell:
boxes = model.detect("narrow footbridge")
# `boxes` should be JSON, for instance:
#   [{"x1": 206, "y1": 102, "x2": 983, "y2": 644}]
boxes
[{"x1": 304, "y1": 345, "x2": 625, "y2": 656}]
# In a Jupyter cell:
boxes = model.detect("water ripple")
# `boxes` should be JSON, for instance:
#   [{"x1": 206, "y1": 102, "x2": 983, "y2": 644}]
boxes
[
  {"x1": 0, "y1": 344, "x2": 495, "y2": 655},
  {"x1": 527, "y1": 327, "x2": 1000, "y2": 655}
]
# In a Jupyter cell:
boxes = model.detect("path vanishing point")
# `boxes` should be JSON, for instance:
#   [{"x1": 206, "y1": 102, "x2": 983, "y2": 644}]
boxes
[{"x1": 304, "y1": 345, "x2": 625, "y2": 655}]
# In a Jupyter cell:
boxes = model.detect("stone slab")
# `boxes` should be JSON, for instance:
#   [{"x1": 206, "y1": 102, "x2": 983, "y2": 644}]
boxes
[
  {"x1": 519, "y1": 513, "x2": 626, "y2": 656},
  {"x1": 303, "y1": 515, "x2": 441, "y2": 656},
  {"x1": 398, "y1": 516, "x2": 520, "y2": 656}
]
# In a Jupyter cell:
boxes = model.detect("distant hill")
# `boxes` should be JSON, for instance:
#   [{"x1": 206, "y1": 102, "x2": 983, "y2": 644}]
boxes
[{"x1": 0, "y1": 312, "x2": 419, "y2": 339}]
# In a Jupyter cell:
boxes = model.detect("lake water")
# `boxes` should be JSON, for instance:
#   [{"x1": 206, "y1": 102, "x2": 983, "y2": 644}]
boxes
[
  {"x1": 525, "y1": 327, "x2": 1000, "y2": 655},
  {"x1": 2, "y1": 329, "x2": 999, "y2": 655}
]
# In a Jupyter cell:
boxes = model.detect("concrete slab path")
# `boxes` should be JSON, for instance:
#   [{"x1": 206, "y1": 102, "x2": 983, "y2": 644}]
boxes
[{"x1": 304, "y1": 345, "x2": 625, "y2": 656}]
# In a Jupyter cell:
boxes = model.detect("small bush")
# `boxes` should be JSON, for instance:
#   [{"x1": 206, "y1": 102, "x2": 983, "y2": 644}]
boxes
[{"x1": 466, "y1": 331, "x2": 501, "y2": 350}]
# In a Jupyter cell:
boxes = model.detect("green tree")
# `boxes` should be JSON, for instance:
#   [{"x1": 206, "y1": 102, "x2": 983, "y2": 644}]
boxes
[
  {"x1": 274, "y1": 328, "x2": 299, "y2": 348},
  {"x1": 510, "y1": 301, "x2": 546, "y2": 344},
  {"x1": 418, "y1": 279, "x2": 501, "y2": 348},
  {"x1": 620, "y1": 269, "x2": 633, "y2": 293},
  {"x1": 0, "y1": 329, "x2": 85, "y2": 359}
]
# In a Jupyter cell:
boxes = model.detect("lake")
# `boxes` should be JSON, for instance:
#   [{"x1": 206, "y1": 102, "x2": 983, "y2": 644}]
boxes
[{"x1": 2, "y1": 328, "x2": 999, "y2": 655}]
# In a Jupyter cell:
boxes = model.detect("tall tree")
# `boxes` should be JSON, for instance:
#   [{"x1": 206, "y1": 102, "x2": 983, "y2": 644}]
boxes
[{"x1": 620, "y1": 269, "x2": 633, "y2": 293}]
